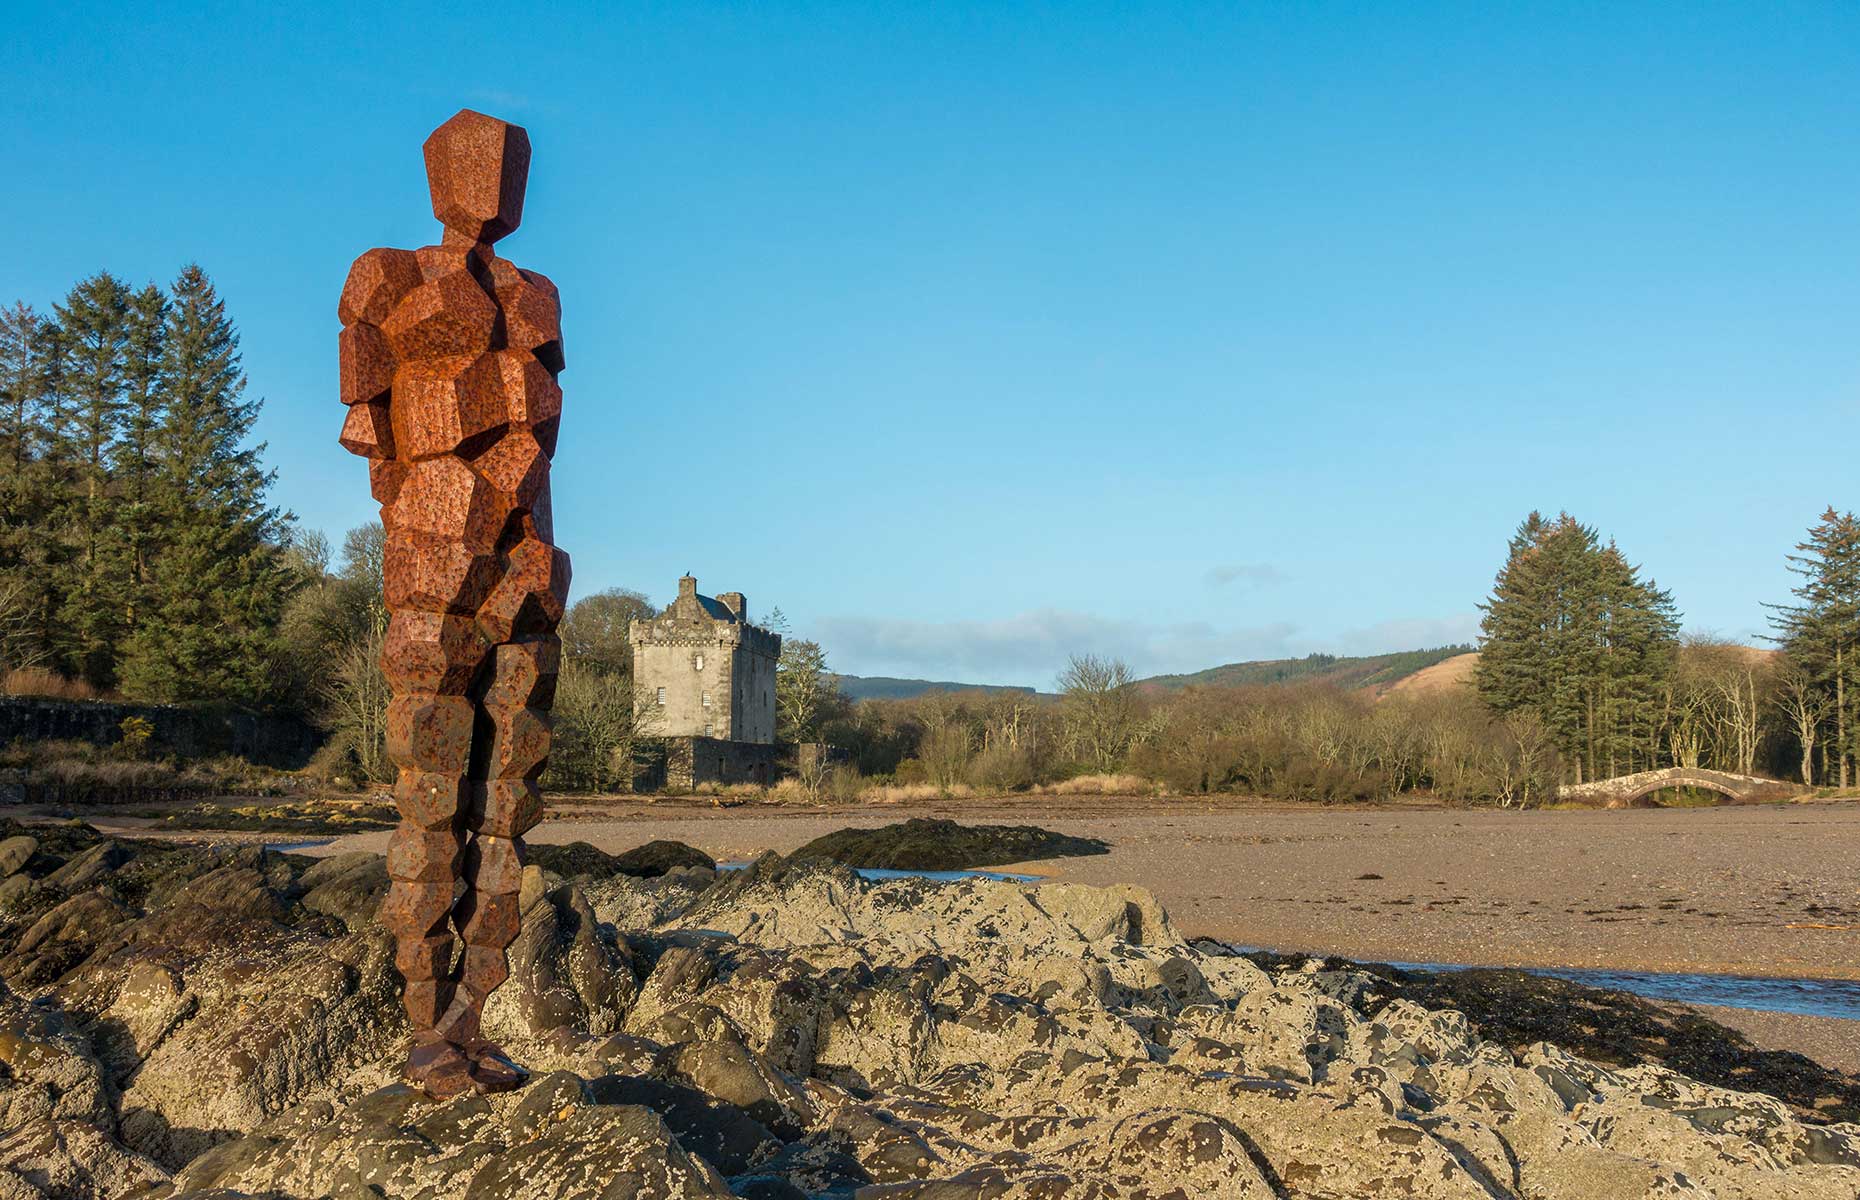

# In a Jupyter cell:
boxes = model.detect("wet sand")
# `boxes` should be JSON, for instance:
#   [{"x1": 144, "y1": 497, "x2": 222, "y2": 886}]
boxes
[
  {"x1": 94, "y1": 794, "x2": 1860, "y2": 1073},
  {"x1": 281, "y1": 795, "x2": 1860, "y2": 980}
]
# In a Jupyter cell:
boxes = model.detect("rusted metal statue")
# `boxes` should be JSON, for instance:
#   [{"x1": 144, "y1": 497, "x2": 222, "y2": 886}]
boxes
[{"x1": 337, "y1": 109, "x2": 569, "y2": 1098}]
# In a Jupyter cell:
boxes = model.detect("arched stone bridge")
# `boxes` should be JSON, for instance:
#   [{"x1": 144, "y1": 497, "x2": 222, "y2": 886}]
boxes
[{"x1": 1556, "y1": 767, "x2": 1803, "y2": 807}]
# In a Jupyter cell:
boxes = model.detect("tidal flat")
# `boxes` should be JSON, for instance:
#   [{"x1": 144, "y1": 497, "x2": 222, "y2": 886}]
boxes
[{"x1": 94, "y1": 795, "x2": 1860, "y2": 1071}]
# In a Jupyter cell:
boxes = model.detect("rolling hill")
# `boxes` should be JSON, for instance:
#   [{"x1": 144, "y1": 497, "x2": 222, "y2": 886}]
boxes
[
  {"x1": 1136, "y1": 645, "x2": 1475, "y2": 694},
  {"x1": 832, "y1": 676, "x2": 1040, "y2": 702},
  {"x1": 834, "y1": 646, "x2": 1476, "y2": 701}
]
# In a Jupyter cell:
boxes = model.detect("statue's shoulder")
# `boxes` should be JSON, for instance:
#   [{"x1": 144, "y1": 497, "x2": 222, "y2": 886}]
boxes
[
  {"x1": 338, "y1": 247, "x2": 423, "y2": 326},
  {"x1": 486, "y1": 256, "x2": 559, "y2": 303}
]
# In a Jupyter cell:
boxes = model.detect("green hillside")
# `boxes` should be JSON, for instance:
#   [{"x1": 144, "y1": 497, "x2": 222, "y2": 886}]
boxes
[
  {"x1": 832, "y1": 675, "x2": 1040, "y2": 702},
  {"x1": 1137, "y1": 645, "x2": 1474, "y2": 693}
]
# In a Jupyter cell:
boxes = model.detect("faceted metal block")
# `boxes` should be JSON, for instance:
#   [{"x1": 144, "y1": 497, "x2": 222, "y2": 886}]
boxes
[
  {"x1": 369, "y1": 459, "x2": 410, "y2": 507},
  {"x1": 456, "y1": 890, "x2": 523, "y2": 950},
  {"x1": 339, "y1": 322, "x2": 395, "y2": 407},
  {"x1": 338, "y1": 399, "x2": 393, "y2": 458},
  {"x1": 484, "y1": 705, "x2": 552, "y2": 782},
  {"x1": 469, "y1": 427, "x2": 547, "y2": 511},
  {"x1": 380, "y1": 272, "x2": 498, "y2": 362},
  {"x1": 384, "y1": 456, "x2": 508, "y2": 556},
  {"x1": 392, "y1": 770, "x2": 470, "y2": 830},
  {"x1": 396, "y1": 933, "x2": 455, "y2": 981},
  {"x1": 480, "y1": 639, "x2": 560, "y2": 711},
  {"x1": 468, "y1": 779, "x2": 544, "y2": 838},
  {"x1": 402, "y1": 979, "x2": 453, "y2": 1029},
  {"x1": 462, "y1": 835, "x2": 525, "y2": 895},
  {"x1": 488, "y1": 259, "x2": 562, "y2": 363},
  {"x1": 476, "y1": 536, "x2": 571, "y2": 644},
  {"x1": 456, "y1": 945, "x2": 511, "y2": 998},
  {"x1": 384, "y1": 692, "x2": 476, "y2": 773},
  {"x1": 387, "y1": 828, "x2": 465, "y2": 882},
  {"x1": 340, "y1": 248, "x2": 424, "y2": 326},
  {"x1": 390, "y1": 354, "x2": 507, "y2": 461},
  {"x1": 415, "y1": 242, "x2": 494, "y2": 284},
  {"x1": 423, "y1": 110, "x2": 531, "y2": 245},
  {"x1": 381, "y1": 880, "x2": 456, "y2": 940},
  {"x1": 383, "y1": 536, "x2": 499, "y2": 616}
]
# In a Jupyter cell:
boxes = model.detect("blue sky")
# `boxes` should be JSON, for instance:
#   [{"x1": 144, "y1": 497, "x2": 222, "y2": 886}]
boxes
[{"x1": 9, "y1": 3, "x2": 1857, "y2": 686}]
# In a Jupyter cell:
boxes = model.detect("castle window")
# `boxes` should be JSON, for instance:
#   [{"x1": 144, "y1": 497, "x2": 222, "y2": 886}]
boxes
[
  {"x1": 704, "y1": 723, "x2": 713, "y2": 736},
  {"x1": 656, "y1": 687, "x2": 665, "y2": 706},
  {"x1": 694, "y1": 653, "x2": 705, "y2": 671},
  {"x1": 701, "y1": 690, "x2": 711, "y2": 708}
]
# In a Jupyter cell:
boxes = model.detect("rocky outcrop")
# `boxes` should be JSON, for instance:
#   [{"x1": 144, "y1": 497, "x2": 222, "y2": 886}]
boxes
[
  {"x1": 0, "y1": 824, "x2": 1854, "y2": 1199},
  {"x1": 789, "y1": 818, "x2": 1109, "y2": 871}
]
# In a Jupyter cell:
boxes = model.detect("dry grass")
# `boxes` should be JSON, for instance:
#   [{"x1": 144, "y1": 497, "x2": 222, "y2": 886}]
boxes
[
  {"x1": 1039, "y1": 773, "x2": 1159, "y2": 796},
  {"x1": 859, "y1": 782, "x2": 977, "y2": 805},
  {"x1": 1, "y1": 668, "x2": 103, "y2": 701},
  {"x1": 1380, "y1": 652, "x2": 1480, "y2": 699},
  {"x1": 0, "y1": 737, "x2": 296, "y2": 802}
]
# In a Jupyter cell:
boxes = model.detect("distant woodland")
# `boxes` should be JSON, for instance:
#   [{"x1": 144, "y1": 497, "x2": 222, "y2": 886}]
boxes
[{"x1": 3, "y1": 274, "x2": 1856, "y2": 805}]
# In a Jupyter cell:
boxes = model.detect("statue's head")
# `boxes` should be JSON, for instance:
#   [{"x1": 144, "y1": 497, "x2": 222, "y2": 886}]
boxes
[{"x1": 423, "y1": 109, "x2": 531, "y2": 245}]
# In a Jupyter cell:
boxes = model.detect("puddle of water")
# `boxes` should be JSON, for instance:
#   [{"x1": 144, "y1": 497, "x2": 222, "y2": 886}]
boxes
[
  {"x1": 719, "y1": 862, "x2": 1037, "y2": 884},
  {"x1": 855, "y1": 866, "x2": 1039, "y2": 884},
  {"x1": 1228, "y1": 944, "x2": 1860, "y2": 1020},
  {"x1": 266, "y1": 838, "x2": 335, "y2": 854}
]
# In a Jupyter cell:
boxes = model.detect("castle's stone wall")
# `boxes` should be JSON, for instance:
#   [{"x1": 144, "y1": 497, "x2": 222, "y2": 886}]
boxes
[
  {"x1": 630, "y1": 576, "x2": 779, "y2": 747},
  {"x1": 729, "y1": 639, "x2": 776, "y2": 744},
  {"x1": 660, "y1": 735, "x2": 778, "y2": 789}
]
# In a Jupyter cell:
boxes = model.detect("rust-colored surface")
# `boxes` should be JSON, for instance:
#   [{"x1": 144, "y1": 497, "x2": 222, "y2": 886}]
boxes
[{"x1": 339, "y1": 108, "x2": 567, "y2": 1099}]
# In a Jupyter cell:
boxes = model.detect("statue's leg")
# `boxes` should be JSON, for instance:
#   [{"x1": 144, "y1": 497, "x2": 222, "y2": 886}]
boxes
[
  {"x1": 378, "y1": 599, "x2": 490, "y2": 1099},
  {"x1": 438, "y1": 635, "x2": 556, "y2": 1091}
]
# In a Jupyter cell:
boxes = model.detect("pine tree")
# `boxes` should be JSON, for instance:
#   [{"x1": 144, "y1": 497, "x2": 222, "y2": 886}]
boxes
[
  {"x1": 118, "y1": 265, "x2": 294, "y2": 704},
  {"x1": 1767, "y1": 508, "x2": 1860, "y2": 788},
  {"x1": 1476, "y1": 512, "x2": 1680, "y2": 781},
  {"x1": 49, "y1": 273, "x2": 132, "y2": 686},
  {"x1": 115, "y1": 284, "x2": 168, "y2": 637},
  {"x1": 0, "y1": 303, "x2": 62, "y2": 669}
]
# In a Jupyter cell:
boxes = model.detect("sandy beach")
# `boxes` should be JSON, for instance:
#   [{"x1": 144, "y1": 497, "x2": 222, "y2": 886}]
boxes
[{"x1": 92, "y1": 795, "x2": 1860, "y2": 1072}]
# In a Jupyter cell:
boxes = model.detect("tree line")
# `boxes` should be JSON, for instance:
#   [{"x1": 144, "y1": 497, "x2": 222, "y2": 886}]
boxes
[
  {"x1": 802, "y1": 508, "x2": 1860, "y2": 805},
  {"x1": 0, "y1": 273, "x2": 294, "y2": 704},
  {"x1": 5, "y1": 271, "x2": 1852, "y2": 802}
]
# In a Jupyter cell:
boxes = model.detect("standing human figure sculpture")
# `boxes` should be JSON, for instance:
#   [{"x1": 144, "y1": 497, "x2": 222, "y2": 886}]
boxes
[{"x1": 337, "y1": 109, "x2": 569, "y2": 1098}]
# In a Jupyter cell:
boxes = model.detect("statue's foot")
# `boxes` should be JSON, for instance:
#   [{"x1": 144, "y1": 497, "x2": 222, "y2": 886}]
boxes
[
  {"x1": 465, "y1": 1040, "x2": 528, "y2": 1093},
  {"x1": 403, "y1": 1040, "x2": 476, "y2": 1100}
]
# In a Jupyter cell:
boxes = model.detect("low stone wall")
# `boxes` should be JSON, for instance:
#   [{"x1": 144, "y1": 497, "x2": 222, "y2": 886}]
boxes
[
  {"x1": 0, "y1": 696, "x2": 323, "y2": 768},
  {"x1": 658, "y1": 736, "x2": 779, "y2": 790}
]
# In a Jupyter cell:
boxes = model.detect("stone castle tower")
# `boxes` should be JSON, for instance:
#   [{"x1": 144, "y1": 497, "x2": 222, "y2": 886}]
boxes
[{"x1": 629, "y1": 576, "x2": 781, "y2": 785}]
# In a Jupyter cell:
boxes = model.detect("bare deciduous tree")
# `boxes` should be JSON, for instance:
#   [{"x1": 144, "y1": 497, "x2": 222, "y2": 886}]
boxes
[
  {"x1": 321, "y1": 623, "x2": 392, "y2": 783},
  {"x1": 0, "y1": 573, "x2": 48, "y2": 676},
  {"x1": 1775, "y1": 655, "x2": 1829, "y2": 787},
  {"x1": 1057, "y1": 654, "x2": 1138, "y2": 773}
]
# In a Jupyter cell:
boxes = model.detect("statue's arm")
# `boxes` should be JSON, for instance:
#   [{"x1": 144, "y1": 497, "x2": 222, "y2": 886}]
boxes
[{"x1": 337, "y1": 249, "x2": 421, "y2": 458}]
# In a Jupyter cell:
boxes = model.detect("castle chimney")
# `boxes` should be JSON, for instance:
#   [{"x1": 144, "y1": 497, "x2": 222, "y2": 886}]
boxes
[
  {"x1": 678, "y1": 575, "x2": 697, "y2": 600},
  {"x1": 718, "y1": 592, "x2": 746, "y2": 621}
]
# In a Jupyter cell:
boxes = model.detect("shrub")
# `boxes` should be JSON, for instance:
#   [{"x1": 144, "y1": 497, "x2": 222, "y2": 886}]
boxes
[
  {"x1": 917, "y1": 725, "x2": 974, "y2": 789},
  {"x1": 115, "y1": 715, "x2": 155, "y2": 759},
  {"x1": 967, "y1": 744, "x2": 1034, "y2": 793},
  {"x1": 825, "y1": 764, "x2": 865, "y2": 805}
]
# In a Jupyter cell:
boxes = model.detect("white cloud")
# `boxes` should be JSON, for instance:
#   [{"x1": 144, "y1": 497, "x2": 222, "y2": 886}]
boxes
[
  {"x1": 1203, "y1": 562, "x2": 1287, "y2": 589},
  {"x1": 816, "y1": 607, "x2": 1483, "y2": 688},
  {"x1": 817, "y1": 607, "x2": 1302, "y2": 688}
]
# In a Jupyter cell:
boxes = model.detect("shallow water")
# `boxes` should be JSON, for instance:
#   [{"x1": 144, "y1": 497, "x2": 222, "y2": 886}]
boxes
[
  {"x1": 266, "y1": 838, "x2": 336, "y2": 854},
  {"x1": 1230, "y1": 944, "x2": 1860, "y2": 1020},
  {"x1": 719, "y1": 862, "x2": 1037, "y2": 884}
]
